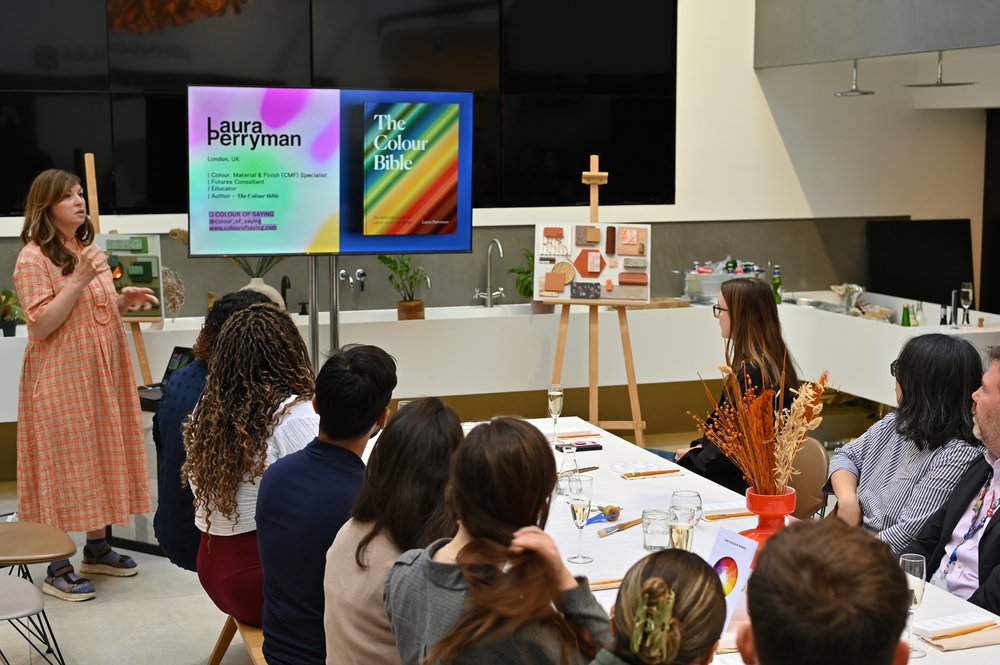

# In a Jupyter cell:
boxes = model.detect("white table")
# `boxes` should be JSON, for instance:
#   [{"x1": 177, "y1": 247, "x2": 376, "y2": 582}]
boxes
[{"x1": 539, "y1": 417, "x2": 1000, "y2": 665}]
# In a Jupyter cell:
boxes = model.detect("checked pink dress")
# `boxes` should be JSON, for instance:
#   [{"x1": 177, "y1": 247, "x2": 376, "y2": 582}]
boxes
[{"x1": 14, "y1": 241, "x2": 150, "y2": 532}]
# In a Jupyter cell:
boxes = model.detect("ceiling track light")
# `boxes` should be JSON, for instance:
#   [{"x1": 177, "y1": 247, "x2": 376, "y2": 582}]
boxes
[{"x1": 835, "y1": 59, "x2": 875, "y2": 97}]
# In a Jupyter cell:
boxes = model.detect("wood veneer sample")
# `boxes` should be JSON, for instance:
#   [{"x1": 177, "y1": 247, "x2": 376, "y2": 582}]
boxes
[{"x1": 606, "y1": 226, "x2": 616, "y2": 255}]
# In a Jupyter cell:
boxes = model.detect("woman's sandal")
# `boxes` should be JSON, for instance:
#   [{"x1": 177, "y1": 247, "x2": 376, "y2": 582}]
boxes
[
  {"x1": 79, "y1": 543, "x2": 139, "y2": 577},
  {"x1": 42, "y1": 564, "x2": 96, "y2": 602}
]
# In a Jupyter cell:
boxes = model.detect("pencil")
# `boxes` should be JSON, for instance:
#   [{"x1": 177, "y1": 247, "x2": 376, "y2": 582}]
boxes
[
  {"x1": 932, "y1": 622, "x2": 997, "y2": 640},
  {"x1": 704, "y1": 511, "x2": 754, "y2": 521},
  {"x1": 621, "y1": 469, "x2": 680, "y2": 479}
]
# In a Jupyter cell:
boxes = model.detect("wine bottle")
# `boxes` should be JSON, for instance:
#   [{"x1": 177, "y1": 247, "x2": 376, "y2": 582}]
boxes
[
  {"x1": 901, "y1": 304, "x2": 911, "y2": 327},
  {"x1": 771, "y1": 265, "x2": 783, "y2": 304}
]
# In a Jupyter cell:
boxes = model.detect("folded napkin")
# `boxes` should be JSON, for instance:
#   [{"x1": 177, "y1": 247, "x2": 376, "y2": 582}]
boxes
[{"x1": 920, "y1": 625, "x2": 1000, "y2": 651}]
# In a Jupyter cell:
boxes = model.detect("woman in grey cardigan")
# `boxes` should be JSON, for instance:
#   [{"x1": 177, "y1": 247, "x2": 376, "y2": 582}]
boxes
[{"x1": 384, "y1": 417, "x2": 612, "y2": 665}]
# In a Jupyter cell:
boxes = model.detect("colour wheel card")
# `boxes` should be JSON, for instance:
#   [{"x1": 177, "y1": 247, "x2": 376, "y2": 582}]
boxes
[{"x1": 706, "y1": 528, "x2": 758, "y2": 632}]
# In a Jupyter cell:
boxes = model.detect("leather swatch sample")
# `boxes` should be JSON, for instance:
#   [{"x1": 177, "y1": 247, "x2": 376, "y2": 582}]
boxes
[
  {"x1": 544, "y1": 271, "x2": 565, "y2": 293},
  {"x1": 543, "y1": 227, "x2": 564, "y2": 238},
  {"x1": 619, "y1": 272, "x2": 649, "y2": 286},
  {"x1": 606, "y1": 226, "x2": 616, "y2": 255},
  {"x1": 571, "y1": 282, "x2": 602, "y2": 299},
  {"x1": 586, "y1": 226, "x2": 601, "y2": 243}
]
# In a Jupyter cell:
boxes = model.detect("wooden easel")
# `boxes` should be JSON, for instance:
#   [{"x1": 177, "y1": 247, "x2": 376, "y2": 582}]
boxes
[
  {"x1": 545, "y1": 155, "x2": 646, "y2": 446},
  {"x1": 84, "y1": 152, "x2": 156, "y2": 386}
]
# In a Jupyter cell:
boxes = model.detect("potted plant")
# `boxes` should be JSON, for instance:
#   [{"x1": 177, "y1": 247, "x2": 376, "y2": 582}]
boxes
[
  {"x1": 1, "y1": 289, "x2": 24, "y2": 337},
  {"x1": 508, "y1": 249, "x2": 554, "y2": 314},
  {"x1": 378, "y1": 254, "x2": 430, "y2": 320}
]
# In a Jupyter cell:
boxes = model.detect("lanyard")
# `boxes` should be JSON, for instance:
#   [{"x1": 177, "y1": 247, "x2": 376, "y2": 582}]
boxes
[{"x1": 939, "y1": 472, "x2": 999, "y2": 577}]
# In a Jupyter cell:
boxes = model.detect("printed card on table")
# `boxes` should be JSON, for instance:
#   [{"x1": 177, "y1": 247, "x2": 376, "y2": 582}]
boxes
[{"x1": 706, "y1": 528, "x2": 758, "y2": 632}]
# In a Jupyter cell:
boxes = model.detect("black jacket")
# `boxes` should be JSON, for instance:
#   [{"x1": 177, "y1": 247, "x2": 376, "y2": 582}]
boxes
[{"x1": 902, "y1": 456, "x2": 1000, "y2": 614}]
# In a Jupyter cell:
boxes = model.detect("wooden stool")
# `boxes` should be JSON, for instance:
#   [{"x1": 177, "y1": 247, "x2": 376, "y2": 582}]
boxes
[
  {"x1": 0, "y1": 521, "x2": 77, "y2": 665},
  {"x1": 208, "y1": 615, "x2": 267, "y2": 665}
]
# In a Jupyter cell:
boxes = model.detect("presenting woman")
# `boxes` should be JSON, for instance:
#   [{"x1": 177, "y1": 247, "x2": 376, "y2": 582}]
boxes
[
  {"x1": 182, "y1": 303, "x2": 317, "y2": 626},
  {"x1": 590, "y1": 549, "x2": 725, "y2": 665},
  {"x1": 15, "y1": 169, "x2": 158, "y2": 601},
  {"x1": 676, "y1": 277, "x2": 799, "y2": 495},
  {"x1": 384, "y1": 416, "x2": 611, "y2": 665},
  {"x1": 829, "y1": 334, "x2": 982, "y2": 555}
]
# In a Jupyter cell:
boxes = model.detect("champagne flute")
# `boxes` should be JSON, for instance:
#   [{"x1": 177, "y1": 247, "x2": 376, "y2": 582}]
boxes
[
  {"x1": 668, "y1": 491, "x2": 702, "y2": 551},
  {"x1": 548, "y1": 384, "x2": 564, "y2": 444},
  {"x1": 900, "y1": 553, "x2": 927, "y2": 660},
  {"x1": 567, "y1": 475, "x2": 593, "y2": 564},
  {"x1": 960, "y1": 282, "x2": 974, "y2": 325}
]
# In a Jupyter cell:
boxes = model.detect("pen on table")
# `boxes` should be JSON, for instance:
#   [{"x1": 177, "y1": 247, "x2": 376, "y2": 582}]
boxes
[
  {"x1": 557, "y1": 431, "x2": 598, "y2": 439},
  {"x1": 597, "y1": 518, "x2": 642, "y2": 538},
  {"x1": 931, "y1": 622, "x2": 998, "y2": 640},
  {"x1": 621, "y1": 469, "x2": 680, "y2": 479}
]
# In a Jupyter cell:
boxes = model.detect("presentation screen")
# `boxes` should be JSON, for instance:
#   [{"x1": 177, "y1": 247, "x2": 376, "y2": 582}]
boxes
[{"x1": 188, "y1": 86, "x2": 473, "y2": 256}]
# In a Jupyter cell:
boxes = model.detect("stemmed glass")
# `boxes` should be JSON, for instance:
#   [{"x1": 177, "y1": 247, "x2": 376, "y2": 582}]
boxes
[
  {"x1": 960, "y1": 282, "x2": 974, "y2": 325},
  {"x1": 900, "y1": 553, "x2": 927, "y2": 659},
  {"x1": 669, "y1": 491, "x2": 702, "y2": 552},
  {"x1": 548, "y1": 384, "x2": 564, "y2": 444},
  {"x1": 566, "y1": 475, "x2": 593, "y2": 564}
]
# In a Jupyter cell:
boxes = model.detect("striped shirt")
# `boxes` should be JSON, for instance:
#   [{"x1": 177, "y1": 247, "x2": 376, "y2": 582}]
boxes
[{"x1": 829, "y1": 412, "x2": 981, "y2": 555}]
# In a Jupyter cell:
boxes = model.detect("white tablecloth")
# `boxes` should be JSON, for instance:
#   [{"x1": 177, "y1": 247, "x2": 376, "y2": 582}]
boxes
[{"x1": 536, "y1": 417, "x2": 1000, "y2": 665}]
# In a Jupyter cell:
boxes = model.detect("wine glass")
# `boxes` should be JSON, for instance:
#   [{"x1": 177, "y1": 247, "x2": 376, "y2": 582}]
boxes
[
  {"x1": 566, "y1": 475, "x2": 593, "y2": 564},
  {"x1": 900, "y1": 553, "x2": 927, "y2": 659},
  {"x1": 548, "y1": 384, "x2": 564, "y2": 444},
  {"x1": 670, "y1": 490, "x2": 703, "y2": 523},
  {"x1": 960, "y1": 282, "x2": 974, "y2": 325}
]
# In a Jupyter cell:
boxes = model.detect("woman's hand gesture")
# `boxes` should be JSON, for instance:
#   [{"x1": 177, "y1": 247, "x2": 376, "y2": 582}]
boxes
[
  {"x1": 118, "y1": 287, "x2": 159, "y2": 313},
  {"x1": 70, "y1": 244, "x2": 107, "y2": 288}
]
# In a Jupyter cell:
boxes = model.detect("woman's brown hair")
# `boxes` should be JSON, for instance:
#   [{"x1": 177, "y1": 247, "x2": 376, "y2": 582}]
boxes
[
  {"x1": 20, "y1": 169, "x2": 95, "y2": 275},
  {"x1": 425, "y1": 417, "x2": 601, "y2": 664},
  {"x1": 352, "y1": 397, "x2": 463, "y2": 566},
  {"x1": 610, "y1": 550, "x2": 725, "y2": 665},
  {"x1": 182, "y1": 304, "x2": 314, "y2": 530},
  {"x1": 720, "y1": 277, "x2": 798, "y2": 390}
]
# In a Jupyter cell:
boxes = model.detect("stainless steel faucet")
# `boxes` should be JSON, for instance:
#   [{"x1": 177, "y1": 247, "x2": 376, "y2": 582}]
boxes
[{"x1": 474, "y1": 238, "x2": 505, "y2": 307}]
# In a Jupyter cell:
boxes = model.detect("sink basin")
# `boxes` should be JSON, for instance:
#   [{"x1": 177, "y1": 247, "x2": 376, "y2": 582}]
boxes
[{"x1": 783, "y1": 298, "x2": 846, "y2": 314}]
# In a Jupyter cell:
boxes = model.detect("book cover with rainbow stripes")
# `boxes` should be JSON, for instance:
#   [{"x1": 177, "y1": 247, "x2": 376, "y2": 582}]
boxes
[{"x1": 363, "y1": 101, "x2": 459, "y2": 236}]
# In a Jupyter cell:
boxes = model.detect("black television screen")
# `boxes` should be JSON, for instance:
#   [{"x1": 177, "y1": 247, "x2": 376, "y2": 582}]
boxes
[
  {"x1": 867, "y1": 219, "x2": 974, "y2": 304},
  {"x1": 0, "y1": 91, "x2": 114, "y2": 213},
  {"x1": 112, "y1": 92, "x2": 188, "y2": 212}
]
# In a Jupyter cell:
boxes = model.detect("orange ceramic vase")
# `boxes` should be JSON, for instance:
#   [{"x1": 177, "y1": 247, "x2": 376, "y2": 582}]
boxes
[{"x1": 740, "y1": 487, "x2": 796, "y2": 561}]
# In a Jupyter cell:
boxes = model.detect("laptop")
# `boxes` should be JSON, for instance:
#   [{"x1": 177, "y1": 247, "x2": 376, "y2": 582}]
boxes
[{"x1": 137, "y1": 346, "x2": 196, "y2": 412}]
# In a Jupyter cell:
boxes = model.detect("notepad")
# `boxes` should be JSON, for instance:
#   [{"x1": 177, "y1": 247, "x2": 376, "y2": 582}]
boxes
[{"x1": 913, "y1": 612, "x2": 998, "y2": 639}]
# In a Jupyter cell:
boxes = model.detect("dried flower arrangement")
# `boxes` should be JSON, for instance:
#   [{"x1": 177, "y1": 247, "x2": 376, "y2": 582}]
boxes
[{"x1": 690, "y1": 362, "x2": 828, "y2": 495}]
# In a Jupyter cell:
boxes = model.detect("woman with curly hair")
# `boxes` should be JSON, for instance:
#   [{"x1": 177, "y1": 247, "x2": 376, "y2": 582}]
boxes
[
  {"x1": 591, "y1": 550, "x2": 725, "y2": 665},
  {"x1": 182, "y1": 303, "x2": 316, "y2": 626},
  {"x1": 14, "y1": 169, "x2": 158, "y2": 601},
  {"x1": 384, "y1": 416, "x2": 611, "y2": 664}
]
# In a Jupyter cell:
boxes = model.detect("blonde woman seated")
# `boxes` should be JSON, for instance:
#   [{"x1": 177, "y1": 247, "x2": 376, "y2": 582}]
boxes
[
  {"x1": 828, "y1": 333, "x2": 983, "y2": 555},
  {"x1": 590, "y1": 550, "x2": 725, "y2": 665},
  {"x1": 182, "y1": 304, "x2": 317, "y2": 626},
  {"x1": 324, "y1": 397, "x2": 463, "y2": 665},
  {"x1": 384, "y1": 417, "x2": 612, "y2": 665}
]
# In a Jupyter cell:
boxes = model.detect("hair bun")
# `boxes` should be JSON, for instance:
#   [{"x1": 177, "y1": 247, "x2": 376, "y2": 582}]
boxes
[{"x1": 631, "y1": 577, "x2": 682, "y2": 665}]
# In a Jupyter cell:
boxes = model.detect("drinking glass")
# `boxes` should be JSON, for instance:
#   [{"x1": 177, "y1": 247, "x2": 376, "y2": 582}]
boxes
[
  {"x1": 670, "y1": 491, "x2": 703, "y2": 523},
  {"x1": 567, "y1": 475, "x2": 593, "y2": 564},
  {"x1": 900, "y1": 553, "x2": 927, "y2": 659},
  {"x1": 548, "y1": 384, "x2": 564, "y2": 444},
  {"x1": 960, "y1": 282, "x2": 974, "y2": 325},
  {"x1": 642, "y1": 509, "x2": 671, "y2": 552}
]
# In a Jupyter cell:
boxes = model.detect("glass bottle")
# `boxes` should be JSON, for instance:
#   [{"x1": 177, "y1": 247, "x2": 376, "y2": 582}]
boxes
[
  {"x1": 557, "y1": 445, "x2": 579, "y2": 495},
  {"x1": 913, "y1": 302, "x2": 924, "y2": 326},
  {"x1": 901, "y1": 304, "x2": 911, "y2": 327},
  {"x1": 940, "y1": 304, "x2": 949, "y2": 325},
  {"x1": 771, "y1": 265, "x2": 783, "y2": 304}
]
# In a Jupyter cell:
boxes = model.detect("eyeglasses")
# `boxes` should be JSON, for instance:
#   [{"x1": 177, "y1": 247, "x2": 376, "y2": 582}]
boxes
[
  {"x1": 712, "y1": 304, "x2": 728, "y2": 319},
  {"x1": 890, "y1": 359, "x2": 898, "y2": 378}
]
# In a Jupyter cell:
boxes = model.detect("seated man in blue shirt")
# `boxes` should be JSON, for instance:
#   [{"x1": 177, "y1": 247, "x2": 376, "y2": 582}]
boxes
[{"x1": 256, "y1": 344, "x2": 397, "y2": 665}]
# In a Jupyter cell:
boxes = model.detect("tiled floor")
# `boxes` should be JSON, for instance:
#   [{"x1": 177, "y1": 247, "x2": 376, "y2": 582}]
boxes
[{"x1": 0, "y1": 483, "x2": 251, "y2": 665}]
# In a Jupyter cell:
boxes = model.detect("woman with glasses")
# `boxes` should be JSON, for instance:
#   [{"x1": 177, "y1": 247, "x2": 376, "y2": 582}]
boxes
[
  {"x1": 675, "y1": 277, "x2": 799, "y2": 494},
  {"x1": 828, "y1": 333, "x2": 983, "y2": 555}
]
